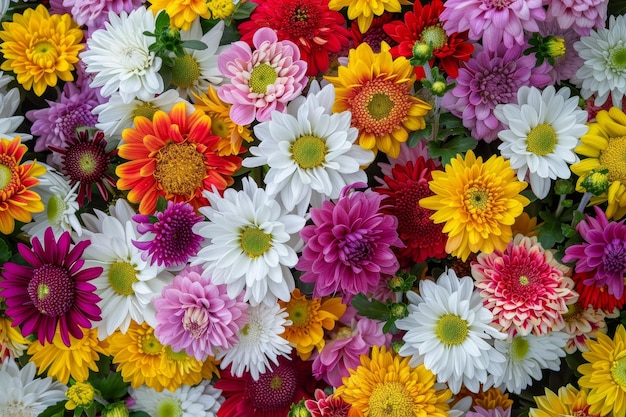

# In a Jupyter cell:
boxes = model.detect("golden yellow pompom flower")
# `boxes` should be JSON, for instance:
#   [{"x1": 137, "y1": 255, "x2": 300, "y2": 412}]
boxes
[
  {"x1": 530, "y1": 384, "x2": 596, "y2": 417},
  {"x1": 148, "y1": 0, "x2": 211, "y2": 30},
  {"x1": 328, "y1": 0, "x2": 410, "y2": 33}
]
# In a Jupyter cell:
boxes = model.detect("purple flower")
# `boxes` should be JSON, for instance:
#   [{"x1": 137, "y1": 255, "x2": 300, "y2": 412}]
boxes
[
  {"x1": 50, "y1": 0, "x2": 144, "y2": 36},
  {"x1": 296, "y1": 183, "x2": 401, "y2": 302},
  {"x1": 153, "y1": 266, "x2": 249, "y2": 361},
  {"x1": 441, "y1": 43, "x2": 551, "y2": 143},
  {"x1": 546, "y1": 0, "x2": 607, "y2": 36},
  {"x1": 537, "y1": 19, "x2": 584, "y2": 84},
  {"x1": 467, "y1": 406, "x2": 512, "y2": 417},
  {"x1": 132, "y1": 201, "x2": 204, "y2": 268},
  {"x1": 563, "y1": 206, "x2": 626, "y2": 298}
]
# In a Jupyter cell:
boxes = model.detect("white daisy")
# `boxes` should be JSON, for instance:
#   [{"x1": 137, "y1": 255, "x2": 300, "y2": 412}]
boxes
[
  {"x1": 215, "y1": 302, "x2": 292, "y2": 381},
  {"x1": 491, "y1": 331, "x2": 568, "y2": 394},
  {"x1": 81, "y1": 7, "x2": 164, "y2": 103},
  {"x1": 130, "y1": 380, "x2": 223, "y2": 417},
  {"x1": 495, "y1": 85, "x2": 588, "y2": 199},
  {"x1": 191, "y1": 178, "x2": 305, "y2": 306},
  {"x1": 77, "y1": 199, "x2": 173, "y2": 340},
  {"x1": 244, "y1": 83, "x2": 374, "y2": 216},
  {"x1": 0, "y1": 72, "x2": 32, "y2": 141},
  {"x1": 0, "y1": 359, "x2": 67, "y2": 417},
  {"x1": 396, "y1": 269, "x2": 507, "y2": 394},
  {"x1": 574, "y1": 14, "x2": 626, "y2": 107},
  {"x1": 21, "y1": 163, "x2": 82, "y2": 240}
]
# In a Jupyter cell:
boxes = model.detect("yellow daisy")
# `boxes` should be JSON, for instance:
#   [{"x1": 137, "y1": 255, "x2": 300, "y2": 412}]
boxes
[
  {"x1": 279, "y1": 288, "x2": 346, "y2": 360},
  {"x1": 0, "y1": 314, "x2": 29, "y2": 359},
  {"x1": 336, "y1": 345, "x2": 452, "y2": 417},
  {"x1": 578, "y1": 324, "x2": 626, "y2": 417},
  {"x1": 148, "y1": 0, "x2": 211, "y2": 30},
  {"x1": 328, "y1": 0, "x2": 410, "y2": 33},
  {"x1": 420, "y1": 150, "x2": 530, "y2": 261},
  {"x1": 0, "y1": 5, "x2": 83, "y2": 96},
  {"x1": 157, "y1": 346, "x2": 205, "y2": 390},
  {"x1": 27, "y1": 327, "x2": 108, "y2": 384},
  {"x1": 324, "y1": 42, "x2": 431, "y2": 158},
  {"x1": 530, "y1": 384, "x2": 597, "y2": 417},
  {"x1": 572, "y1": 106, "x2": 626, "y2": 219}
]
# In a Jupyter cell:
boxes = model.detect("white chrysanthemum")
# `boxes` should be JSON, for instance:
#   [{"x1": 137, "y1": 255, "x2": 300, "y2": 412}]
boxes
[
  {"x1": 77, "y1": 199, "x2": 173, "y2": 340},
  {"x1": 81, "y1": 7, "x2": 164, "y2": 103},
  {"x1": 574, "y1": 14, "x2": 626, "y2": 107},
  {"x1": 0, "y1": 72, "x2": 32, "y2": 141},
  {"x1": 130, "y1": 380, "x2": 223, "y2": 417},
  {"x1": 0, "y1": 360, "x2": 67, "y2": 417},
  {"x1": 495, "y1": 85, "x2": 588, "y2": 199},
  {"x1": 94, "y1": 90, "x2": 190, "y2": 139},
  {"x1": 22, "y1": 163, "x2": 82, "y2": 240},
  {"x1": 396, "y1": 269, "x2": 507, "y2": 394},
  {"x1": 191, "y1": 178, "x2": 305, "y2": 306},
  {"x1": 244, "y1": 83, "x2": 374, "y2": 216},
  {"x1": 491, "y1": 331, "x2": 568, "y2": 394},
  {"x1": 215, "y1": 302, "x2": 292, "y2": 381}
]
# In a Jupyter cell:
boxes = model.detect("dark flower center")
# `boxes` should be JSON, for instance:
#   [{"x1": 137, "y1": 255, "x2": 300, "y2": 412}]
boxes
[
  {"x1": 27, "y1": 264, "x2": 75, "y2": 316},
  {"x1": 604, "y1": 239, "x2": 626, "y2": 274},
  {"x1": 63, "y1": 142, "x2": 111, "y2": 184},
  {"x1": 246, "y1": 360, "x2": 298, "y2": 411},
  {"x1": 151, "y1": 204, "x2": 202, "y2": 264},
  {"x1": 340, "y1": 233, "x2": 372, "y2": 263}
]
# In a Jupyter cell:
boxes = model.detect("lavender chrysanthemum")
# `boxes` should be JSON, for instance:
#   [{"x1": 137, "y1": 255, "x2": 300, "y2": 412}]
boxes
[
  {"x1": 546, "y1": 0, "x2": 607, "y2": 36},
  {"x1": 50, "y1": 0, "x2": 144, "y2": 36},
  {"x1": 536, "y1": 20, "x2": 584, "y2": 85},
  {"x1": 563, "y1": 205, "x2": 626, "y2": 298},
  {"x1": 133, "y1": 201, "x2": 204, "y2": 268},
  {"x1": 154, "y1": 266, "x2": 248, "y2": 361},
  {"x1": 296, "y1": 183, "x2": 402, "y2": 302}
]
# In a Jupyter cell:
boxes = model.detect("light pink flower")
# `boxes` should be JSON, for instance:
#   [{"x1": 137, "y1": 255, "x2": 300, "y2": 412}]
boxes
[
  {"x1": 546, "y1": 0, "x2": 607, "y2": 36},
  {"x1": 536, "y1": 19, "x2": 584, "y2": 85}
]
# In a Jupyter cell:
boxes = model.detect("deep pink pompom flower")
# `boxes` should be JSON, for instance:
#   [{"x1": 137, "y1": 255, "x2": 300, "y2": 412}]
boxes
[
  {"x1": 0, "y1": 227, "x2": 102, "y2": 346},
  {"x1": 296, "y1": 183, "x2": 401, "y2": 302}
]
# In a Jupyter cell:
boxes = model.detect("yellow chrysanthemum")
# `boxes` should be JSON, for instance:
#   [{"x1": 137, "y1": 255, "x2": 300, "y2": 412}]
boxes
[
  {"x1": 578, "y1": 324, "x2": 626, "y2": 417},
  {"x1": 324, "y1": 42, "x2": 431, "y2": 158},
  {"x1": 0, "y1": 5, "x2": 83, "y2": 96},
  {"x1": 148, "y1": 0, "x2": 211, "y2": 30},
  {"x1": 193, "y1": 86, "x2": 253, "y2": 156},
  {"x1": 420, "y1": 150, "x2": 530, "y2": 261},
  {"x1": 65, "y1": 381, "x2": 95, "y2": 411},
  {"x1": 336, "y1": 345, "x2": 452, "y2": 417},
  {"x1": 279, "y1": 288, "x2": 346, "y2": 360},
  {"x1": 572, "y1": 106, "x2": 626, "y2": 219},
  {"x1": 530, "y1": 384, "x2": 597, "y2": 417},
  {"x1": 511, "y1": 212, "x2": 540, "y2": 238},
  {"x1": 27, "y1": 327, "x2": 109, "y2": 384},
  {"x1": 157, "y1": 345, "x2": 205, "y2": 390},
  {"x1": 0, "y1": 314, "x2": 29, "y2": 359},
  {"x1": 328, "y1": 0, "x2": 410, "y2": 33},
  {"x1": 473, "y1": 387, "x2": 514, "y2": 411}
]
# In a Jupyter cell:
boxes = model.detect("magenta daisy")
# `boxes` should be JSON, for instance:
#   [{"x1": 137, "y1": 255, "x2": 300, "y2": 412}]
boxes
[
  {"x1": 217, "y1": 27, "x2": 308, "y2": 125},
  {"x1": 132, "y1": 201, "x2": 204, "y2": 268},
  {"x1": 546, "y1": 0, "x2": 607, "y2": 36},
  {"x1": 0, "y1": 227, "x2": 102, "y2": 347},
  {"x1": 441, "y1": 43, "x2": 551, "y2": 143},
  {"x1": 153, "y1": 266, "x2": 248, "y2": 361},
  {"x1": 296, "y1": 183, "x2": 402, "y2": 302},
  {"x1": 562, "y1": 205, "x2": 626, "y2": 299},
  {"x1": 471, "y1": 234, "x2": 577, "y2": 337}
]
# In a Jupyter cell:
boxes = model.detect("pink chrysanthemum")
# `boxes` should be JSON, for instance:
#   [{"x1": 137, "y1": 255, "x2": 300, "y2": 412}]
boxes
[
  {"x1": 153, "y1": 266, "x2": 248, "y2": 361},
  {"x1": 132, "y1": 201, "x2": 204, "y2": 268},
  {"x1": 562, "y1": 205, "x2": 626, "y2": 299},
  {"x1": 440, "y1": 0, "x2": 546, "y2": 51},
  {"x1": 296, "y1": 183, "x2": 401, "y2": 301},
  {"x1": 536, "y1": 20, "x2": 584, "y2": 85},
  {"x1": 561, "y1": 302, "x2": 611, "y2": 354},
  {"x1": 49, "y1": 0, "x2": 144, "y2": 35},
  {"x1": 26, "y1": 83, "x2": 99, "y2": 153},
  {"x1": 546, "y1": 0, "x2": 607, "y2": 36},
  {"x1": 217, "y1": 27, "x2": 308, "y2": 125},
  {"x1": 441, "y1": 43, "x2": 551, "y2": 143},
  {"x1": 467, "y1": 406, "x2": 511, "y2": 417},
  {"x1": 305, "y1": 389, "x2": 352, "y2": 417},
  {"x1": 0, "y1": 228, "x2": 102, "y2": 347},
  {"x1": 471, "y1": 234, "x2": 577, "y2": 337}
]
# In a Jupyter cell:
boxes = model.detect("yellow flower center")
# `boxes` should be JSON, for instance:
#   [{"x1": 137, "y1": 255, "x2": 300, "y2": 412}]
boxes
[
  {"x1": 420, "y1": 25, "x2": 448, "y2": 50},
  {"x1": 611, "y1": 354, "x2": 626, "y2": 387},
  {"x1": 140, "y1": 332, "x2": 163, "y2": 355},
  {"x1": 526, "y1": 124, "x2": 557, "y2": 156},
  {"x1": 467, "y1": 187, "x2": 490, "y2": 211},
  {"x1": 545, "y1": 36, "x2": 566, "y2": 58},
  {"x1": 368, "y1": 381, "x2": 415, "y2": 417},
  {"x1": 367, "y1": 93, "x2": 395, "y2": 120},
  {"x1": 270, "y1": 375, "x2": 283, "y2": 389},
  {"x1": 207, "y1": 0, "x2": 236, "y2": 19},
  {"x1": 79, "y1": 152, "x2": 98, "y2": 175},
  {"x1": 211, "y1": 117, "x2": 230, "y2": 139},
  {"x1": 518, "y1": 275, "x2": 529, "y2": 285},
  {"x1": 47, "y1": 194, "x2": 67, "y2": 225},
  {"x1": 249, "y1": 63, "x2": 278, "y2": 94},
  {"x1": 157, "y1": 399, "x2": 183, "y2": 417},
  {"x1": 0, "y1": 163, "x2": 15, "y2": 191},
  {"x1": 335, "y1": 326, "x2": 354, "y2": 339},
  {"x1": 562, "y1": 303, "x2": 580, "y2": 320},
  {"x1": 288, "y1": 301, "x2": 310, "y2": 327},
  {"x1": 609, "y1": 47, "x2": 626, "y2": 71},
  {"x1": 108, "y1": 261, "x2": 138, "y2": 296},
  {"x1": 133, "y1": 102, "x2": 159, "y2": 120},
  {"x1": 291, "y1": 135, "x2": 327, "y2": 169},
  {"x1": 240, "y1": 226, "x2": 272, "y2": 258},
  {"x1": 435, "y1": 314, "x2": 469, "y2": 345},
  {"x1": 65, "y1": 382, "x2": 95, "y2": 408},
  {"x1": 599, "y1": 136, "x2": 626, "y2": 183},
  {"x1": 171, "y1": 54, "x2": 201, "y2": 89},
  {"x1": 32, "y1": 40, "x2": 59, "y2": 69},
  {"x1": 154, "y1": 142, "x2": 206, "y2": 196},
  {"x1": 510, "y1": 336, "x2": 529, "y2": 361},
  {"x1": 37, "y1": 283, "x2": 50, "y2": 301}
]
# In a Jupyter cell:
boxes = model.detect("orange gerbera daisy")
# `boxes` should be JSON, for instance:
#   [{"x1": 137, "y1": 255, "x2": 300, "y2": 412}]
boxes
[
  {"x1": 116, "y1": 102, "x2": 242, "y2": 214},
  {"x1": 0, "y1": 136, "x2": 46, "y2": 234}
]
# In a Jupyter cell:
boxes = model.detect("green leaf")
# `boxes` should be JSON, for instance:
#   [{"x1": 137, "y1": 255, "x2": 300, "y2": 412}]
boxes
[
  {"x1": 0, "y1": 238, "x2": 11, "y2": 263},
  {"x1": 130, "y1": 412, "x2": 152, "y2": 417},
  {"x1": 155, "y1": 10, "x2": 170, "y2": 31},
  {"x1": 232, "y1": 1, "x2": 258, "y2": 20},
  {"x1": 536, "y1": 210, "x2": 566, "y2": 249},
  {"x1": 180, "y1": 40, "x2": 208, "y2": 51},
  {"x1": 427, "y1": 136, "x2": 477, "y2": 166},
  {"x1": 91, "y1": 371, "x2": 128, "y2": 401},
  {"x1": 407, "y1": 125, "x2": 431, "y2": 147},
  {"x1": 351, "y1": 293, "x2": 389, "y2": 321},
  {"x1": 36, "y1": 400, "x2": 66, "y2": 417},
  {"x1": 156, "y1": 196, "x2": 168, "y2": 213}
]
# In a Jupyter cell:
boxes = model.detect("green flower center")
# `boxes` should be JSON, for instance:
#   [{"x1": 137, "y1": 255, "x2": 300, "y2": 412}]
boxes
[
  {"x1": 288, "y1": 302, "x2": 310, "y2": 327},
  {"x1": 526, "y1": 123, "x2": 557, "y2": 156},
  {"x1": 368, "y1": 381, "x2": 414, "y2": 417},
  {"x1": 510, "y1": 336, "x2": 530, "y2": 361},
  {"x1": 33, "y1": 41, "x2": 58, "y2": 68},
  {"x1": 28, "y1": 264, "x2": 75, "y2": 317},
  {"x1": 154, "y1": 142, "x2": 206, "y2": 196},
  {"x1": 211, "y1": 117, "x2": 229, "y2": 139},
  {"x1": 141, "y1": 332, "x2": 163, "y2": 355},
  {"x1": 133, "y1": 102, "x2": 159, "y2": 120},
  {"x1": 47, "y1": 194, "x2": 67, "y2": 225},
  {"x1": 435, "y1": 314, "x2": 469, "y2": 345},
  {"x1": 518, "y1": 275, "x2": 529, "y2": 285},
  {"x1": 108, "y1": 261, "x2": 138, "y2": 296},
  {"x1": 290, "y1": 135, "x2": 327, "y2": 169},
  {"x1": 367, "y1": 93, "x2": 395, "y2": 121},
  {"x1": 79, "y1": 152, "x2": 98, "y2": 176},
  {"x1": 611, "y1": 354, "x2": 626, "y2": 387},
  {"x1": 270, "y1": 375, "x2": 283, "y2": 389},
  {"x1": 610, "y1": 47, "x2": 626, "y2": 71},
  {"x1": 0, "y1": 164, "x2": 13, "y2": 191},
  {"x1": 240, "y1": 226, "x2": 272, "y2": 258},
  {"x1": 171, "y1": 54, "x2": 201, "y2": 89},
  {"x1": 467, "y1": 188, "x2": 489, "y2": 211},
  {"x1": 249, "y1": 63, "x2": 278, "y2": 94},
  {"x1": 599, "y1": 136, "x2": 626, "y2": 183},
  {"x1": 420, "y1": 25, "x2": 447, "y2": 50},
  {"x1": 157, "y1": 399, "x2": 183, "y2": 417}
]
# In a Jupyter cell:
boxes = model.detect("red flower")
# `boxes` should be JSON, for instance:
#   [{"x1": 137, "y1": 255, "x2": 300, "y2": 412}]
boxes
[
  {"x1": 573, "y1": 270, "x2": 626, "y2": 313},
  {"x1": 349, "y1": 13, "x2": 397, "y2": 53}
]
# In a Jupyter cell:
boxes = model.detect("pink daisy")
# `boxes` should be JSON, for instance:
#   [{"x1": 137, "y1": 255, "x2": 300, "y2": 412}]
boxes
[
  {"x1": 132, "y1": 201, "x2": 204, "y2": 268},
  {"x1": 0, "y1": 227, "x2": 102, "y2": 347},
  {"x1": 440, "y1": 0, "x2": 546, "y2": 51},
  {"x1": 217, "y1": 27, "x2": 308, "y2": 125},
  {"x1": 296, "y1": 183, "x2": 402, "y2": 302},
  {"x1": 562, "y1": 205, "x2": 626, "y2": 299},
  {"x1": 153, "y1": 266, "x2": 248, "y2": 361},
  {"x1": 546, "y1": 0, "x2": 607, "y2": 36},
  {"x1": 471, "y1": 234, "x2": 577, "y2": 337}
]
